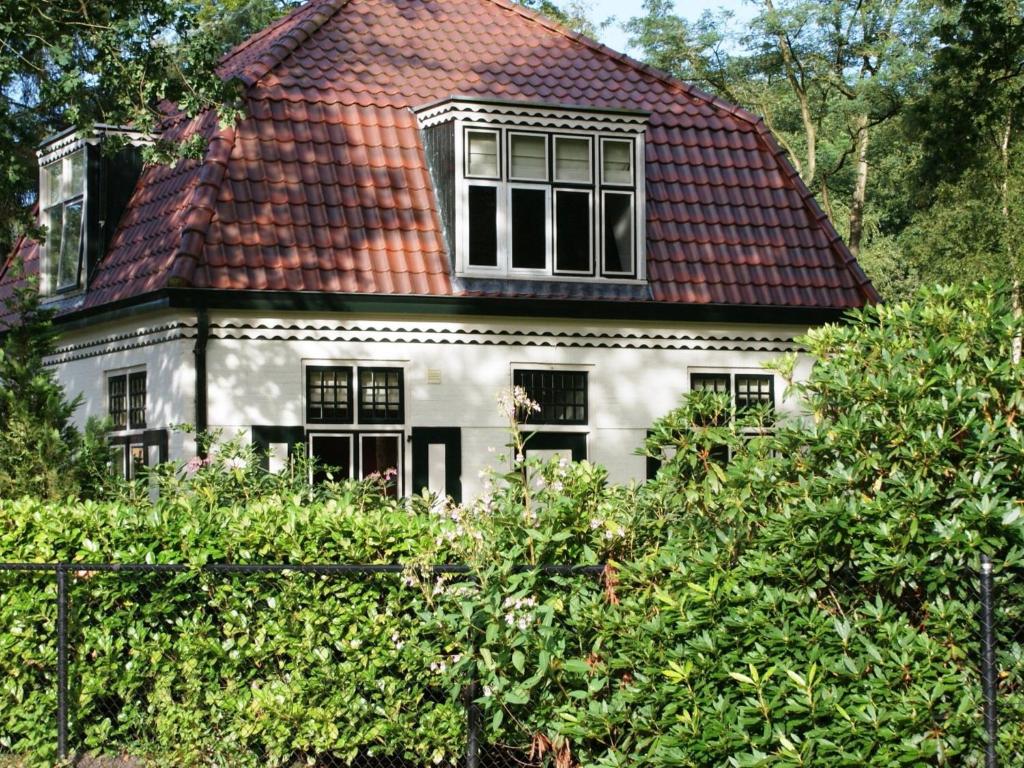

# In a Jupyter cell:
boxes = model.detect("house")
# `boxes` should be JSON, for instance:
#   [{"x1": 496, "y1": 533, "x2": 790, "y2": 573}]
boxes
[{"x1": 0, "y1": 0, "x2": 877, "y2": 501}]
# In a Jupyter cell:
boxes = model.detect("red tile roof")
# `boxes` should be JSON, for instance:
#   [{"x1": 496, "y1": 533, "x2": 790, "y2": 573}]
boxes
[{"x1": 0, "y1": 0, "x2": 878, "y2": 318}]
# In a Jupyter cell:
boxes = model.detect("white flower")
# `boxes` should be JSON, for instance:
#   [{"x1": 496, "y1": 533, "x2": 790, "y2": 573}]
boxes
[{"x1": 224, "y1": 456, "x2": 247, "y2": 471}]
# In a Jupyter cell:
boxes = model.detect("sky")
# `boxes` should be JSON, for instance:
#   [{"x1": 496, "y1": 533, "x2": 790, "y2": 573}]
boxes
[{"x1": 587, "y1": 0, "x2": 754, "y2": 55}]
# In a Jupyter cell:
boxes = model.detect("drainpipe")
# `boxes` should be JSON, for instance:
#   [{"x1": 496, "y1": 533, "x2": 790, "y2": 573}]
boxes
[{"x1": 194, "y1": 307, "x2": 209, "y2": 457}]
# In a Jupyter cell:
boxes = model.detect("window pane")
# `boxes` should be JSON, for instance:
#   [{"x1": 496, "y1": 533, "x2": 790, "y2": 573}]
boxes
[
  {"x1": 361, "y1": 434, "x2": 401, "y2": 498},
  {"x1": 46, "y1": 206, "x2": 63, "y2": 287},
  {"x1": 358, "y1": 368, "x2": 404, "y2": 423},
  {"x1": 468, "y1": 186, "x2": 498, "y2": 267},
  {"x1": 466, "y1": 131, "x2": 498, "y2": 177},
  {"x1": 555, "y1": 137, "x2": 590, "y2": 182},
  {"x1": 691, "y1": 374, "x2": 730, "y2": 394},
  {"x1": 68, "y1": 150, "x2": 85, "y2": 197},
  {"x1": 108, "y1": 375, "x2": 127, "y2": 430},
  {"x1": 690, "y1": 373, "x2": 730, "y2": 427},
  {"x1": 129, "y1": 445, "x2": 146, "y2": 479},
  {"x1": 513, "y1": 370, "x2": 588, "y2": 424},
  {"x1": 555, "y1": 191, "x2": 591, "y2": 272},
  {"x1": 510, "y1": 134, "x2": 547, "y2": 180},
  {"x1": 603, "y1": 192, "x2": 633, "y2": 274},
  {"x1": 44, "y1": 163, "x2": 63, "y2": 204},
  {"x1": 58, "y1": 200, "x2": 83, "y2": 290},
  {"x1": 306, "y1": 366, "x2": 352, "y2": 423},
  {"x1": 311, "y1": 435, "x2": 352, "y2": 484},
  {"x1": 603, "y1": 140, "x2": 633, "y2": 185},
  {"x1": 511, "y1": 188, "x2": 547, "y2": 270},
  {"x1": 128, "y1": 372, "x2": 147, "y2": 429},
  {"x1": 735, "y1": 374, "x2": 774, "y2": 414}
]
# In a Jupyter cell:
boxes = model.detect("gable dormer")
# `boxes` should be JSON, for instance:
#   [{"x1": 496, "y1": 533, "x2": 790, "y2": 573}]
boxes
[
  {"x1": 416, "y1": 98, "x2": 648, "y2": 284},
  {"x1": 37, "y1": 126, "x2": 146, "y2": 296}
]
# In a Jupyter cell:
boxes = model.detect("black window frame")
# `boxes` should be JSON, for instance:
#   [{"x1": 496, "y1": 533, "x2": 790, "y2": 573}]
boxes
[
  {"x1": 305, "y1": 366, "x2": 355, "y2": 424},
  {"x1": 513, "y1": 369, "x2": 589, "y2": 426},
  {"x1": 734, "y1": 373, "x2": 775, "y2": 417},
  {"x1": 128, "y1": 371, "x2": 147, "y2": 430},
  {"x1": 689, "y1": 371, "x2": 776, "y2": 436},
  {"x1": 108, "y1": 374, "x2": 128, "y2": 430},
  {"x1": 357, "y1": 367, "x2": 405, "y2": 425}
]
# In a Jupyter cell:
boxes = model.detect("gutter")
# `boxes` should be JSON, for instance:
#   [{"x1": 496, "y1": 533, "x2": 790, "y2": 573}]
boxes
[{"x1": 193, "y1": 307, "x2": 209, "y2": 457}]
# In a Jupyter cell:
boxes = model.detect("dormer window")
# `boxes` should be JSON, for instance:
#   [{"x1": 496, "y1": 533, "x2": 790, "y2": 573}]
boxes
[
  {"x1": 41, "y1": 149, "x2": 86, "y2": 293},
  {"x1": 36, "y1": 126, "x2": 147, "y2": 297},
  {"x1": 416, "y1": 98, "x2": 647, "y2": 282}
]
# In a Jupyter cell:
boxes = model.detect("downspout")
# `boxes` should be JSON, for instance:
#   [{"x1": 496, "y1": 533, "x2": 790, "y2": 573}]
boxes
[{"x1": 194, "y1": 307, "x2": 209, "y2": 457}]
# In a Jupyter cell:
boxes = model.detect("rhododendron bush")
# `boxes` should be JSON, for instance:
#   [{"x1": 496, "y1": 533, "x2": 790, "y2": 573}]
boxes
[{"x1": 2, "y1": 283, "x2": 1024, "y2": 766}]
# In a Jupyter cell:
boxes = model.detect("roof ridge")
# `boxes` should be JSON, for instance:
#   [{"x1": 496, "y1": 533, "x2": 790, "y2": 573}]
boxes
[
  {"x1": 167, "y1": 123, "x2": 237, "y2": 288},
  {"x1": 225, "y1": 0, "x2": 351, "y2": 87},
  {"x1": 483, "y1": 0, "x2": 878, "y2": 305}
]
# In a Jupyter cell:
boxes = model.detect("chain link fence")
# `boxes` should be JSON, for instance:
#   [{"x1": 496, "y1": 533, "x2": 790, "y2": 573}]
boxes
[{"x1": 1, "y1": 559, "x2": 1022, "y2": 767}]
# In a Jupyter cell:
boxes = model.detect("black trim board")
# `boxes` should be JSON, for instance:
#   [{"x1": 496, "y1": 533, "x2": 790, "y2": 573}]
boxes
[
  {"x1": 411, "y1": 427, "x2": 462, "y2": 503},
  {"x1": 251, "y1": 425, "x2": 306, "y2": 471},
  {"x1": 522, "y1": 431, "x2": 587, "y2": 462},
  {"x1": 47, "y1": 287, "x2": 855, "y2": 329}
]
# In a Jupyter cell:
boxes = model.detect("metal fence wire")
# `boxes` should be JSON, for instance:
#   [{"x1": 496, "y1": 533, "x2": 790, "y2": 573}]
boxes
[
  {"x1": 1, "y1": 559, "x2": 1023, "y2": 767},
  {"x1": 0, "y1": 562, "x2": 602, "y2": 768}
]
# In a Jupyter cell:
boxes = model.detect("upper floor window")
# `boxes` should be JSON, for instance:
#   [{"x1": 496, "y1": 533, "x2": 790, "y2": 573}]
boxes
[
  {"x1": 108, "y1": 369, "x2": 146, "y2": 430},
  {"x1": 463, "y1": 129, "x2": 641, "y2": 279},
  {"x1": 514, "y1": 369, "x2": 589, "y2": 425},
  {"x1": 41, "y1": 149, "x2": 86, "y2": 294},
  {"x1": 306, "y1": 365, "x2": 404, "y2": 425},
  {"x1": 415, "y1": 98, "x2": 648, "y2": 284}
]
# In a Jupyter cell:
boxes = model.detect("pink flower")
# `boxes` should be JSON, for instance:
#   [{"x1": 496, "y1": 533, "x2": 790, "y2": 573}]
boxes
[{"x1": 184, "y1": 456, "x2": 204, "y2": 477}]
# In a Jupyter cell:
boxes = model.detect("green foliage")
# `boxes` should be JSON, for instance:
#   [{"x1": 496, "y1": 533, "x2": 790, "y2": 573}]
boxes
[
  {"x1": 0, "y1": 267, "x2": 113, "y2": 500},
  {"x1": 452, "y1": 282, "x2": 1024, "y2": 765},
  {"x1": 3, "y1": 282, "x2": 1024, "y2": 765}
]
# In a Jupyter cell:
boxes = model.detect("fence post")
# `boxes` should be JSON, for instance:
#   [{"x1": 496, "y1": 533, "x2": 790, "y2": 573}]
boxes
[
  {"x1": 466, "y1": 673, "x2": 481, "y2": 768},
  {"x1": 980, "y1": 555, "x2": 998, "y2": 768},
  {"x1": 56, "y1": 563, "x2": 69, "y2": 763}
]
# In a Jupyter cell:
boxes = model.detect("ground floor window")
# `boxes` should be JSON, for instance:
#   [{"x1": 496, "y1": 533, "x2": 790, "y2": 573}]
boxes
[
  {"x1": 108, "y1": 429, "x2": 168, "y2": 479},
  {"x1": 308, "y1": 431, "x2": 403, "y2": 496}
]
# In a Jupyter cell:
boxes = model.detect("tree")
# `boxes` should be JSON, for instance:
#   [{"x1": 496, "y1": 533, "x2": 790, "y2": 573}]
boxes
[
  {"x1": 0, "y1": 263, "x2": 112, "y2": 498},
  {"x1": 627, "y1": 0, "x2": 934, "y2": 257},
  {"x1": 907, "y1": 0, "x2": 1024, "y2": 287},
  {"x1": 0, "y1": 0, "x2": 304, "y2": 255}
]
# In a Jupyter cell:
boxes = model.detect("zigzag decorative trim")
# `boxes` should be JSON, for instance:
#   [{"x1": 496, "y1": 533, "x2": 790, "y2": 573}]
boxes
[
  {"x1": 208, "y1": 323, "x2": 800, "y2": 353},
  {"x1": 45, "y1": 330, "x2": 194, "y2": 365}
]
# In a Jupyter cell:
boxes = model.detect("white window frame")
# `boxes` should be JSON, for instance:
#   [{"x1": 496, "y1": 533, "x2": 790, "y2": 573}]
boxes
[
  {"x1": 307, "y1": 432, "x2": 355, "y2": 482},
  {"x1": 507, "y1": 131, "x2": 549, "y2": 182},
  {"x1": 553, "y1": 188, "x2": 594, "y2": 276},
  {"x1": 553, "y1": 135, "x2": 593, "y2": 184},
  {"x1": 600, "y1": 189, "x2": 637, "y2": 278},
  {"x1": 40, "y1": 148, "x2": 86, "y2": 295},
  {"x1": 451, "y1": 116, "x2": 646, "y2": 284},
  {"x1": 508, "y1": 182, "x2": 552, "y2": 275},
  {"x1": 464, "y1": 128, "x2": 501, "y2": 180}
]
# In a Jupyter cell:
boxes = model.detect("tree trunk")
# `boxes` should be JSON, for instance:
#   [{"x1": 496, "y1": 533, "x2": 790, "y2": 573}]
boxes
[
  {"x1": 1000, "y1": 109, "x2": 1021, "y2": 363},
  {"x1": 847, "y1": 114, "x2": 871, "y2": 257},
  {"x1": 761, "y1": 0, "x2": 816, "y2": 186}
]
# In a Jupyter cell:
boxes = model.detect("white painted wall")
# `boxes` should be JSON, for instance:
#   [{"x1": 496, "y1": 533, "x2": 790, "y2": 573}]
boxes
[
  {"x1": 46, "y1": 311, "x2": 198, "y2": 459},
  {"x1": 46, "y1": 308, "x2": 816, "y2": 499}
]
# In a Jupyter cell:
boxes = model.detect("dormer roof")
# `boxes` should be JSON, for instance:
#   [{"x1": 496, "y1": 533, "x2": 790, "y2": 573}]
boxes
[{"x1": 0, "y1": 0, "x2": 878, "y2": 325}]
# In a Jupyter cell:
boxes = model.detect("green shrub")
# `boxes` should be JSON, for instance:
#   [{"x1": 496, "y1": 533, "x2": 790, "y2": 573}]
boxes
[{"x1": 2, "y1": 282, "x2": 1024, "y2": 766}]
